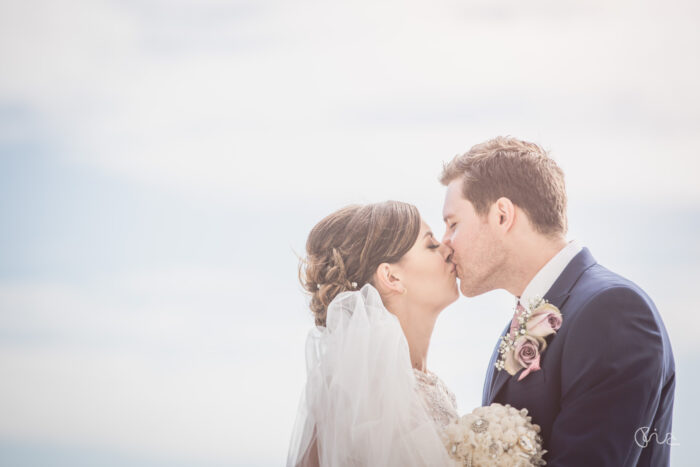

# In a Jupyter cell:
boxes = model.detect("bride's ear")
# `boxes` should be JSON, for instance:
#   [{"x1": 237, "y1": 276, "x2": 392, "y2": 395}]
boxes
[{"x1": 373, "y1": 263, "x2": 405, "y2": 295}]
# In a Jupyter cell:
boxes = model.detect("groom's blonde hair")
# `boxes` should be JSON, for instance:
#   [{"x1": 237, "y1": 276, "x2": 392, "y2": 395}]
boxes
[{"x1": 439, "y1": 136, "x2": 567, "y2": 236}]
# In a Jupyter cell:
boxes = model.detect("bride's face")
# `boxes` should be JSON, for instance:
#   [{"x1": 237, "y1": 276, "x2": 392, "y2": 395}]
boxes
[{"x1": 395, "y1": 221, "x2": 459, "y2": 311}]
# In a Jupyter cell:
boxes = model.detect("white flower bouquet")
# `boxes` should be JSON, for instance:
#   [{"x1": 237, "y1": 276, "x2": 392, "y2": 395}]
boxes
[{"x1": 442, "y1": 403, "x2": 546, "y2": 466}]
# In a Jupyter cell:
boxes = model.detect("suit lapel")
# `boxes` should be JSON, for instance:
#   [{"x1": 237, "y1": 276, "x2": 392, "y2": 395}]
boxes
[
  {"x1": 488, "y1": 349, "x2": 512, "y2": 404},
  {"x1": 484, "y1": 321, "x2": 510, "y2": 405},
  {"x1": 543, "y1": 247, "x2": 596, "y2": 307},
  {"x1": 485, "y1": 248, "x2": 597, "y2": 405}
]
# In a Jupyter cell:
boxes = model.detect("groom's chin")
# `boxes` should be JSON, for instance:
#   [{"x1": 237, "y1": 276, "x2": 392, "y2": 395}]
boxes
[
  {"x1": 458, "y1": 281, "x2": 482, "y2": 298},
  {"x1": 458, "y1": 283, "x2": 472, "y2": 298}
]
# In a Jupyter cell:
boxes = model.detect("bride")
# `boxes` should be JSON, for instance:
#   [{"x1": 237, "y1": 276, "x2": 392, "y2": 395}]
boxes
[
  {"x1": 287, "y1": 201, "x2": 544, "y2": 466},
  {"x1": 287, "y1": 200, "x2": 459, "y2": 466}
]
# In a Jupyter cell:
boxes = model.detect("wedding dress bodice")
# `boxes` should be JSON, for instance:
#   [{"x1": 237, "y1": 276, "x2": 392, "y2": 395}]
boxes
[{"x1": 413, "y1": 368, "x2": 459, "y2": 428}]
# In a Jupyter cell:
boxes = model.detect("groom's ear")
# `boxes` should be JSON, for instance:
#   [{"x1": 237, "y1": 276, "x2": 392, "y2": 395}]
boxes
[{"x1": 493, "y1": 197, "x2": 515, "y2": 231}]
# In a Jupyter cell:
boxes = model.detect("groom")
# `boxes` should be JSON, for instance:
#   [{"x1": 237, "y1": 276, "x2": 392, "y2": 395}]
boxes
[{"x1": 440, "y1": 137, "x2": 675, "y2": 466}]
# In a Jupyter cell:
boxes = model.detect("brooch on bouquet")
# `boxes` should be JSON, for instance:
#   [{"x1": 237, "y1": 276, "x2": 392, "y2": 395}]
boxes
[
  {"x1": 494, "y1": 297, "x2": 562, "y2": 381},
  {"x1": 442, "y1": 403, "x2": 547, "y2": 466}
]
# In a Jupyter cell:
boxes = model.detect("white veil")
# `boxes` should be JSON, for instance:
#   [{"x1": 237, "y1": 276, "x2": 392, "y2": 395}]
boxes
[{"x1": 286, "y1": 284, "x2": 451, "y2": 467}]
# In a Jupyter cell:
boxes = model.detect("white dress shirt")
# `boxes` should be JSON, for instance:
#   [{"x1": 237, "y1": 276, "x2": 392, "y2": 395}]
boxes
[{"x1": 518, "y1": 240, "x2": 583, "y2": 309}]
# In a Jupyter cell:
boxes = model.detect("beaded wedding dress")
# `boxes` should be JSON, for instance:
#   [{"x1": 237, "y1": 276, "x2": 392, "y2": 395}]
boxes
[
  {"x1": 413, "y1": 368, "x2": 459, "y2": 429},
  {"x1": 287, "y1": 284, "x2": 457, "y2": 467}
]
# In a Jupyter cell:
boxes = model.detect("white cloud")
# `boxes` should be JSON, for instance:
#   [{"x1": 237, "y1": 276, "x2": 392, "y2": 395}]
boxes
[
  {"x1": 0, "y1": 268, "x2": 309, "y2": 462},
  {"x1": 1, "y1": 0, "x2": 698, "y2": 204}
]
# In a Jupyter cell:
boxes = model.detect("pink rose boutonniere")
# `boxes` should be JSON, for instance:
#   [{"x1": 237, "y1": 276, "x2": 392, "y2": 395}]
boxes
[{"x1": 495, "y1": 298, "x2": 562, "y2": 381}]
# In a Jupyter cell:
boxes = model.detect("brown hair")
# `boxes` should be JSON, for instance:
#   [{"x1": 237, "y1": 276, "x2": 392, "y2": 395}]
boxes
[
  {"x1": 439, "y1": 136, "x2": 567, "y2": 236},
  {"x1": 300, "y1": 201, "x2": 421, "y2": 326}
]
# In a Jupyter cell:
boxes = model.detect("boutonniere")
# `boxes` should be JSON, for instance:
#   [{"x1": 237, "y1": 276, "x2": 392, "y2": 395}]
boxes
[{"x1": 495, "y1": 297, "x2": 563, "y2": 381}]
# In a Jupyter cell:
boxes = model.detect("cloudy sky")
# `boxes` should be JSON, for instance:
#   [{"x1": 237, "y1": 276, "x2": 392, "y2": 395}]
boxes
[{"x1": 1, "y1": 0, "x2": 699, "y2": 465}]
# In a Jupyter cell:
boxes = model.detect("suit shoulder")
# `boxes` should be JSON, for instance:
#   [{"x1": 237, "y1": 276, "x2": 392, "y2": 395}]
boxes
[
  {"x1": 564, "y1": 264, "x2": 661, "y2": 334},
  {"x1": 574, "y1": 263, "x2": 654, "y2": 307}
]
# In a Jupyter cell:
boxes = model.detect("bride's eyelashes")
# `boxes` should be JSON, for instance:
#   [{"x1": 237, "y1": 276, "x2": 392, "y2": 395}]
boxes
[{"x1": 428, "y1": 243, "x2": 440, "y2": 250}]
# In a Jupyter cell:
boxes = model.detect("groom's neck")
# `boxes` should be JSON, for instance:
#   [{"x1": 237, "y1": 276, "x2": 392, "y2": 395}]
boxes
[{"x1": 506, "y1": 235, "x2": 568, "y2": 297}]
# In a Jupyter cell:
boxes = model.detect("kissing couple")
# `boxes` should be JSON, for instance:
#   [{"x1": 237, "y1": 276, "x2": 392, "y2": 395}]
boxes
[{"x1": 286, "y1": 137, "x2": 675, "y2": 466}]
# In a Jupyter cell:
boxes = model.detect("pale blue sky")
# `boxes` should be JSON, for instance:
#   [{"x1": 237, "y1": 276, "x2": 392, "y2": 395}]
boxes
[{"x1": 1, "y1": 0, "x2": 699, "y2": 465}]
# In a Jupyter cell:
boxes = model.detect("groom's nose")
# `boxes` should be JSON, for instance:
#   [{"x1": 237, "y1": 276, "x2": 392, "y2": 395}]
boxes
[
  {"x1": 442, "y1": 231, "x2": 452, "y2": 248},
  {"x1": 439, "y1": 242, "x2": 453, "y2": 261}
]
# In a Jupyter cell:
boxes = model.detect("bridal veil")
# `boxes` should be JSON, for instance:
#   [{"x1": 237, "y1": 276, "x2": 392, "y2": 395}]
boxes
[{"x1": 286, "y1": 284, "x2": 451, "y2": 466}]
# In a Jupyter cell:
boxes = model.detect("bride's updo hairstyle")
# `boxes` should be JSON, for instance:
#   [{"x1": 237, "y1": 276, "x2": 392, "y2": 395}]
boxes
[{"x1": 300, "y1": 201, "x2": 421, "y2": 326}]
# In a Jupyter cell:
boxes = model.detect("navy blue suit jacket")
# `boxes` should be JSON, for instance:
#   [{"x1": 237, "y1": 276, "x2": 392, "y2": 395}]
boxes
[{"x1": 482, "y1": 248, "x2": 675, "y2": 466}]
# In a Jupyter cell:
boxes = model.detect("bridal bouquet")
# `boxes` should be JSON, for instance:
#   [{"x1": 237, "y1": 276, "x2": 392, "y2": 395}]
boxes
[{"x1": 442, "y1": 403, "x2": 546, "y2": 466}]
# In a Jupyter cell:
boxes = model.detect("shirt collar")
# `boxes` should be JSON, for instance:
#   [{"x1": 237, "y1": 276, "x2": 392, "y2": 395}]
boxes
[{"x1": 518, "y1": 240, "x2": 583, "y2": 310}]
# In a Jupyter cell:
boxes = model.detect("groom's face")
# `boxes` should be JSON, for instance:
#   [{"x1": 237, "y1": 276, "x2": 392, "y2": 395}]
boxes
[{"x1": 442, "y1": 179, "x2": 505, "y2": 297}]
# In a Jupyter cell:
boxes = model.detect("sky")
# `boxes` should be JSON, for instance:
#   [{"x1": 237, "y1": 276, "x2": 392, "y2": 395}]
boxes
[{"x1": 1, "y1": 0, "x2": 699, "y2": 465}]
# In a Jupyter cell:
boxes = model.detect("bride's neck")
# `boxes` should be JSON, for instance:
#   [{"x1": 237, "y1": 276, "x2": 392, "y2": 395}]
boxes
[{"x1": 388, "y1": 302, "x2": 439, "y2": 373}]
